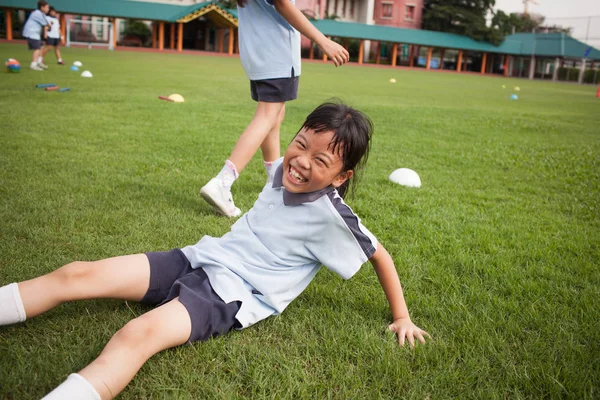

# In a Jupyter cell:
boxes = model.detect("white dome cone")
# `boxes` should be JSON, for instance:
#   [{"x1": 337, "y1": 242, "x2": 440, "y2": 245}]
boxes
[{"x1": 388, "y1": 168, "x2": 421, "y2": 187}]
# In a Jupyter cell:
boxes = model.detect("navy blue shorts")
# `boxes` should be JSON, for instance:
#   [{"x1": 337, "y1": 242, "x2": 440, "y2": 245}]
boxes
[
  {"x1": 141, "y1": 249, "x2": 241, "y2": 343},
  {"x1": 46, "y1": 38, "x2": 60, "y2": 46},
  {"x1": 250, "y1": 68, "x2": 299, "y2": 103},
  {"x1": 27, "y1": 38, "x2": 42, "y2": 50}
]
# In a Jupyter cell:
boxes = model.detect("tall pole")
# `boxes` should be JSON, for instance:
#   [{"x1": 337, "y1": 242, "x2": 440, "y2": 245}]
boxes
[
  {"x1": 177, "y1": 22, "x2": 183, "y2": 52},
  {"x1": 529, "y1": 28, "x2": 536, "y2": 80},
  {"x1": 5, "y1": 8, "x2": 12, "y2": 40},
  {"x1": 158, "y1": 21, "x2": 164, "y2": 50}
]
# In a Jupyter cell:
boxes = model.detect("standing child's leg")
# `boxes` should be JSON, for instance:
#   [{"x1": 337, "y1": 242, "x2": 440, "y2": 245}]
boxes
[
  {"x1": 0, "y1": 254, "x2": 150, "y2": 325},
  {"x1": 43, "y1": 297, "x2": 192, "y2": 400},
  {"x1": 55, "y1": 45, "x2": 63, "y2": 64},
  {"x1": 261, "y1": 104, "x2": 286, "y2": 184},
  {"x1": 201, "y1": 101, "x2": 285, "y2": 216}
]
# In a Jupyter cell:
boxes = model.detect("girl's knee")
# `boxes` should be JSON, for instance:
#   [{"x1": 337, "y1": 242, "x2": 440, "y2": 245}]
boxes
[
  {"x1": 112, "y1": 318, "x2": 156, "y2": 351},
  {"x1": 54, "y1": 261, "x2": 96, "y2": 287}
]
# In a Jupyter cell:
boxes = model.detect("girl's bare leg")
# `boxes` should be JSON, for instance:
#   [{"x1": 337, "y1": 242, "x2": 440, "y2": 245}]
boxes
[
  {"x1": 260, "y1": 104, "x2": 285, "y2": 163},
  {"x1": 18, "y1": 254, "x2": 151, "y2": 319},
  {"x1": 228, "y1": 101, "x2": 285, "y2": 173},
  {"x1": 42, "y1": 297, "x2": 191, "y2": 399}
]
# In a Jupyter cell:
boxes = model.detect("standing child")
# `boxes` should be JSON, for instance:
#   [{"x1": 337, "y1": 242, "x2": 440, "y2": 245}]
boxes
[
  {"x1": 41, "y1": 7, "x2": 64, "y2": 65},
  {"x1": 0, "y1": 102, "x2": 429, "y2": 400},
  {"x1": 21, "y1": 0, "x2": 50, "y2": 71},
  {"x1": 200, "y1": 0, "x2": 351, "y2": 217}
]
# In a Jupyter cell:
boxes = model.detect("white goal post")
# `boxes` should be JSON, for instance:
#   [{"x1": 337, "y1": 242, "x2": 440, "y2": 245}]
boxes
[{"x1": 66, "y1": 18, "x2": 114, "y2": 50}]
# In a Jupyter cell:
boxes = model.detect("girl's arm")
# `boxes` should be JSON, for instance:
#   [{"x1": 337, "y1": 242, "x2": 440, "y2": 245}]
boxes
[
  {"x1": 370, "y1": 243, "x2": 430, "y2": 347},
  {"x1": 270, "y1": 0, "x2": 350, "y2": 67}
]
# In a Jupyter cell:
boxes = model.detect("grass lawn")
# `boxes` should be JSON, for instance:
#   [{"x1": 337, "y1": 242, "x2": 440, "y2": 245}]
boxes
[{"x1": 1, "y1": 43, "x2": 599, "y2": 399}]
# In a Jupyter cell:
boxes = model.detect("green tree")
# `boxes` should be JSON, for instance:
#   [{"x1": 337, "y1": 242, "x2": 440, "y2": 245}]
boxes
[
  {"x1": 123, "y1": 20, "x2": 151, "y2": 43},
  {"x1": 490, "y1": 11, "x2": 571, "y2": 37},
  {"x1": 422, "y1": 0, "x2": 496, "y2": 42}
]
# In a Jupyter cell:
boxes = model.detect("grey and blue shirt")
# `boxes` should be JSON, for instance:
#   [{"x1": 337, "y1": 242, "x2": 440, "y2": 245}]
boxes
[
  {"x1": 237, "y1": 0, "x2": 301, "y2": 80},
  {"x1": 182, "y1": 158, "x2": 377, "y2": 328},
  {"x1": 22, "y1": 10, "x2": 49, "y2": 40}
]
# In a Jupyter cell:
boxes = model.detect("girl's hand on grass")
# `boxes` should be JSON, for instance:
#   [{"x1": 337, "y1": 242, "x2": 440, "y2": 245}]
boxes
[
  {"x1": 319, "y1": 38, "x2": 350, "y2": 67},
  {"x1": 388, "y1": 317, "x2": 430, "y2": 348}
]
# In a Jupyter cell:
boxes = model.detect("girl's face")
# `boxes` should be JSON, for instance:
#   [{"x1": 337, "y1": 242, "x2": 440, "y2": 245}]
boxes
[{"x1": 282, "y1": 128, "x2": 353, "y2": 194}]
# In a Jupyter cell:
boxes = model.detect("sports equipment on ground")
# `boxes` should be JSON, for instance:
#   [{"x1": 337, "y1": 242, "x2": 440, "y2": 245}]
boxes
[{"x1": 388, "y1": 168, "x2": 421, "y2": 188}]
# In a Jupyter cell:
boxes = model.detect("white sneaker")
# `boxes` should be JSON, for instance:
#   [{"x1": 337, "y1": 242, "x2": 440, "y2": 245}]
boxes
[
  {"x1": 200, "y1": 178, "x2": 241, "y2": 217},
  {"x1": 38, "y1": 62, "x2": 48, "y2": 69},
  {"x1": 30, "y1": 64, "x2": 44, "y2": 71}
]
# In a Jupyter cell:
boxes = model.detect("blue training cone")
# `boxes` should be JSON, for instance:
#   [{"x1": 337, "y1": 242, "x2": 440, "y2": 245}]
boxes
[{"x1": 70, "y1": 65, "x2": 79, "y2": 71}]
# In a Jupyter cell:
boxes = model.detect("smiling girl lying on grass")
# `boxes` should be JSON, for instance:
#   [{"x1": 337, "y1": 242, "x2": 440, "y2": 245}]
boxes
[{"x1": 0, "y1": 101, "x2": 429, "y2": 399}]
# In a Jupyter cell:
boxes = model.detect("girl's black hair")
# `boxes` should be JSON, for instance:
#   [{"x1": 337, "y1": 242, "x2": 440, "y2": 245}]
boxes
[{"x1": 298, "y1": 100, "x2": 373, "y2": 198}]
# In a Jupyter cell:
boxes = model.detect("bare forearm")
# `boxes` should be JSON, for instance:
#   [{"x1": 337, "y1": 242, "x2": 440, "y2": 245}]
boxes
[
  {"x1": 371, "y1": 245, "x2": 410, "y2": 320},
  {"x1": 274, "y1": 0, "x2": 327, "y2": 46}
]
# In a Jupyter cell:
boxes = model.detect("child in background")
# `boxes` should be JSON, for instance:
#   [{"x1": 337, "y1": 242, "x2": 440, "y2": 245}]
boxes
[
  {"x1": 41, "y1": 7, "x2": 64, "y2": 65},
  {"x1": 1, "y1": 102, "x2": 429, "y2": 400},
  {"x1": 21, "y1": 0, "x2": 50, "y2": 71},
  {"x1": 200, "y1": 0, "x2": 350, "y2": 217}
]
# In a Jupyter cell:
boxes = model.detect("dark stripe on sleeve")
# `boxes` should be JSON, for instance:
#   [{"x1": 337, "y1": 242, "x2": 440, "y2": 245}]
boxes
[{"x1": 327, "y1": 191, "x2": 376, "y2": 259}]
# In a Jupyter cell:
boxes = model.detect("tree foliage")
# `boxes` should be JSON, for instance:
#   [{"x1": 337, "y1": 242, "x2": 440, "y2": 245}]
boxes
[
  {"x1": 490, "y1": 11, "x2": 572, "y2": 37},
  {"x1": 423, "y1": 0, "x2": 572, "y2": 46},
  {"x1": 123, "y1": 20, "x2": 151, "y2": 42},
  {"x1": 422, "y1": 0, "x2": 496, "y2": 42}
]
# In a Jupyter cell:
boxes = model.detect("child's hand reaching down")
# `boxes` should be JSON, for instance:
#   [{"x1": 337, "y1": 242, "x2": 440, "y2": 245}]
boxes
[{"x1": 388, "y1": 317, "x2": 430, "y2": 348}]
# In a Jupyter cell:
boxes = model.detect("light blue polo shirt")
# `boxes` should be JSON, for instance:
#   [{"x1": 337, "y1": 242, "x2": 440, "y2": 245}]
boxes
[
  {"x1": 237, "y1": 0, "x2": 301, "y2": 80},
  {"x1": 182, "y1": 158, "x2": 377, "y2": 328},
  {"x1": 22, "y1": 10, "x2": 49, "y2": 40}
]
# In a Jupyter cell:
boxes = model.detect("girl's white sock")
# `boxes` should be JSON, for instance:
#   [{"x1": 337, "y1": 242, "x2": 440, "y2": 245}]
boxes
[
  {"x1": 37, "y1": 56, "x2": 43, "y2": 64},
  {"x1": 0, "y1": 283, "x2": 26, "y2": 326},
  {"x1": 216, "y1": 160, "x2": 239, "y2": 189},
  {"x1": 42, "y1": 374, "x2": 101, "y2": 400}
]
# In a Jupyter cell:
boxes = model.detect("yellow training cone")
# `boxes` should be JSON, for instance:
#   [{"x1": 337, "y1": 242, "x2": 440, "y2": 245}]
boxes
[{"x1": 168, "y1": 94, "x2": 185, "y2": 103}]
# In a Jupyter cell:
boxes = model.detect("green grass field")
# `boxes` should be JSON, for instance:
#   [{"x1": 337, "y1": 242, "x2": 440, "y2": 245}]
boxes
[{"x1": 1, "y1": 43, "x2": 599, "y2": 399}]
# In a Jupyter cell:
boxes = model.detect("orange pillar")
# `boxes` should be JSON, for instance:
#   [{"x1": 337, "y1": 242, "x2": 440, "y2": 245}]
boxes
[
  {"x1": 391, "y1": 43, "x2": 398, "y2": 67},
  {"x1": 59, "y1": 14, "x2": 66, "y2": 44},
  {"x1": 112, "y1": 18, "x2": 117, "y2": 49},
  {"x1": 177, "y1": 23, "x2": 183, "y2": 52},
  {"x1": 5, "y1": 8, "x2": 12, "y2": 40},
  {"x1": 409, "y1": 45, "x2": 415, "y2": 67},
  {"x1": 158, "y1": 22, "x2": 164, "y2": 50},
  {"x1": 426, "y1": 47, "x2": 433, "y2": 70},
  {"x1": 322, "y1": 36, "x2": 329, "y2": 62},
  {"x1": 358, "y1": 40, "x2": 364, "y2": 65},
  {"x1": 480, "y1": 52, "x2": 487, "y2": 74},
  {"x1": 309, "y1": 42, "x2": 314, "y2": 59},
  {"x1": 457, "y1": 51, "x2": 463, "y2": 72},
  {"x1": 152, "y1": 22, "x2": 157, "y2": 48},
  {"x1": 170, "y1": 23, "x2": 175, "y2": 49},
  {"x1": 218, "y1": 29, "x2": 224, "y2": 53},
  {"x1": 228, "y1": 27, "x2": 234, "y2": 55},
  {"x1": 503, "y1": 55, "x2": 510, "y2": 76}
]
